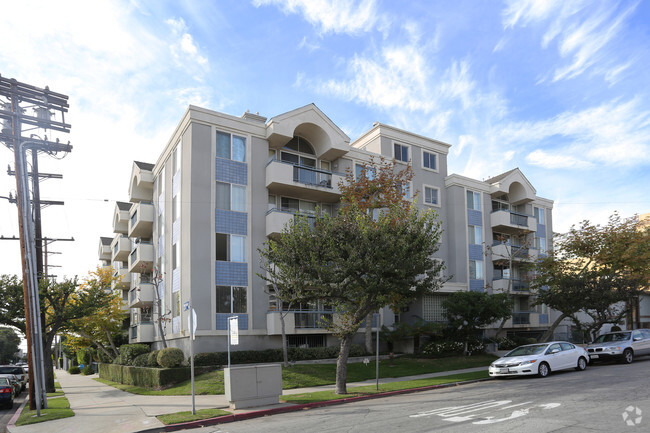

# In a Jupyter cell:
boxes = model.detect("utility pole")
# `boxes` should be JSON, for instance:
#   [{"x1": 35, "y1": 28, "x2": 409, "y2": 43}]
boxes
[{"x1": 0, "y1": 74, "x2": 72, "y2": 414}]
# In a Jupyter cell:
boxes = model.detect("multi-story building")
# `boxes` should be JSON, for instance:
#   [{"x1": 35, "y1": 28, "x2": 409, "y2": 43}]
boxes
[{"x1": 98, "y1": 103, "x2": 558, "y2": 354}]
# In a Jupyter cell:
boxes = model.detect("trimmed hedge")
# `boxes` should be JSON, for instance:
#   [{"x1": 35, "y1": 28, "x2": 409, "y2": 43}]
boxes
[
  {"x1": 147, "y1": 350, "x2": 160, "y2": 367},
  {"x1": 82, "y1": 365, "x2": 95, "y2": 375},
  {"x1": 157, "y1": 348, "x2": 185, "y2": 368},
  {"x1": 98, "y1": 363, "x2": 212, "y2": 388},
  {"x1": 132, "y1": 353, "x2": 150, "y2": 367},
  {"x1": 68, "y1": 366, "x2": 81, "y2": 375},
  {"x1": 193, "y1": 344, "x2": 367, "y2": 366},
  {"x1": 118, "y1": 344, "x2": 150, "y2": 365}
]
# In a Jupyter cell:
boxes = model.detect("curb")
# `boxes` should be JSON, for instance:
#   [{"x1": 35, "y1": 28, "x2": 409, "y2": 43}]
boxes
[
  {"x1": 6, "y1": 397, "x2": 28, "y2": 430},
  {"x1": 144, "y1": 377, "x2": 491, "y2": 432}
]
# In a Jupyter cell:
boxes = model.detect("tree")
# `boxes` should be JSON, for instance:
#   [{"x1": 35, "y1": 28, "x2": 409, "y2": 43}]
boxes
[
  {"x1": 442, "y1": 291, "x2": 513, "y2": 354},
  {"x1": 0, "y1": 268, "x2": 120, "y2": 393},
  {"x1": 259, "y1": 158, "x2": 446, "y2": 394},
  {"x1": 0, "y1": 327, "x2": 21, "y2": 364},
  {"x1": 532, "y1": 213, "x2": 650, "y2": 341}
]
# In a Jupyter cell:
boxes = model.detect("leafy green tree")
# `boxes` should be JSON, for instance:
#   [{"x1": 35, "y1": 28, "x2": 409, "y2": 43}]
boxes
[
  {"x1": 260, "y1": 159, "x2": 446, "y2": 394},
  {"x1": 0, "y1": 327, "x2": 21, "y2": 364},
  {"x1": 0, "y1": 268, "x2": 119, "y2": 393},
  {"x1": 532, "y1": 213, "x2": 650, "y2": 341},
  {"x1": 442, "y1": 291, "x2": 513, "y2": 354}
]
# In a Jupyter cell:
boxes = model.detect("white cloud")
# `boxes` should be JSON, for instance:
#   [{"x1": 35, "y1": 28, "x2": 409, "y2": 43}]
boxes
[
  {"x1": 525, "y1": 149, "x2": 593, "y2": 169},
  {"x1": 166, "y1": 18, "x2": 209, "y2": 70},
  {"x1": 253, "y1": 0, "x2": 384, "y2": 35}
]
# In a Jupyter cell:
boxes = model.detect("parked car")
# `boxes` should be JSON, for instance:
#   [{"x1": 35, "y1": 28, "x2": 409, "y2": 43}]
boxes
[
  {"x1": 0, "y1": 366, "x2": 27, "y2": 392},
  {"x1": 586, "y1": 329, "x2": 650, "y2": 364},
  {"x1": 489, "y1": 341, "x2": 589, "y2": 378},
  {"x1": 0, "y1": 377, "x2": 14, "y2": 408},
  {"x1": 0, "y1": 374, "x2": 20, "y2": 397}
]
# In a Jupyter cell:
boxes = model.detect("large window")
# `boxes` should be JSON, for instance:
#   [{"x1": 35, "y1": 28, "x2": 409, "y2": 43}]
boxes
[
  {"x1": 355, "y1": 163, "x2": 375, "y2": 180},
  {"x1": 469, "y1": 260, "x2": 484, "y2": 279},
  {"x1": 422, "y1": 150, "x2": 437, "y2": 171},
  {"x1": 216, "y1": 286, "x2": 247, "y2": 314},
  {"x1": 216, "y1": 233, "x2": 246, "y2": 262},
  {"x1": 216, "y1": 182, "x2": 246, "y2": 212},
  {"x1": 467, "y1": 190, "x2": 481, "y2": 210},
  {"x1": 394, "y1": 142, "x2": 409, "y2": 162},
  {"x1": 534, "y1": 207, "x2": 546, "y2": 225},
  {"x1": 468, "y1": 225, "x2": 482, "y2": 245},
  {"x1": 424, "y1": 185, "x2": 439, "y2": 206},
  {"x1": 217, "y1": 131, "x2": 246, "y2": 162},
  {"x1": 535, "y1": 237, "x2": 547, "y2": 253}
]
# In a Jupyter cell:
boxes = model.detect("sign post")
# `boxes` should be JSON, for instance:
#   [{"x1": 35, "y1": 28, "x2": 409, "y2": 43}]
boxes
[{"x1": 185, "y1": 300, "x2": 197, "y2": 414}]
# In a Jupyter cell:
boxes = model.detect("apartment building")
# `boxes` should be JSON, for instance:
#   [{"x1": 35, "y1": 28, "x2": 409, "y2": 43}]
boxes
[{"x1": 97, "y1": 103, "x2": 558, "y2": 355}]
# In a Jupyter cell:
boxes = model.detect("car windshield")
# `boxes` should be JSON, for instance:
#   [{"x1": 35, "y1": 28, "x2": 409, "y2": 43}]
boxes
[
  {"x1": 593, "y1": 332, "x2": 631, "y2": 343},
  {"x1": 504, "y1": 344, "x2": 548, "y2": 357},
  {"x1": 0, "y1": 378, "x2": 9, "y2": 385}
]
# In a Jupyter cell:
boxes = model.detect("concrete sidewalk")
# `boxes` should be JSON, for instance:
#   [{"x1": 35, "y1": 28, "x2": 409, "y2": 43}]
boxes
[{"x1": 7, "y1": 366, "x2": 487, "y2": 433}]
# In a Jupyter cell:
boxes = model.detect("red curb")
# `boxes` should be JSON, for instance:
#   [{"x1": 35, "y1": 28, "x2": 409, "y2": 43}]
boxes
[{"x1": 162, "y1": 378, "x2": 490, "y2": 431}]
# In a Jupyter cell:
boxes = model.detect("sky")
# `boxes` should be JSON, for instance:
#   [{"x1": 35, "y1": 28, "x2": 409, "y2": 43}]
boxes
[{"x1": 1, "y1": 0, "x2": 650, "y2": 281}]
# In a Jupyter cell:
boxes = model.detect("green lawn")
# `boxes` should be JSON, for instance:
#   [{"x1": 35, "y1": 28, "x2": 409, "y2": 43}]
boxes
[
  {"x1": 15, "y1": 396, "x2": 74, "y2": 426},
  {"x1": 97, "y1": 354, "x2": 495, "y2": 396},
  {"x1": 157, "y1": 408, "x2": 232, "y2": 425}
]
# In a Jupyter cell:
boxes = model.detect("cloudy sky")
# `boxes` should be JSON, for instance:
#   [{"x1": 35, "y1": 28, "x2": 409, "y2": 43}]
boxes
[{"x1": 1, "y1": 0, "x2": 649, "y2": 279}]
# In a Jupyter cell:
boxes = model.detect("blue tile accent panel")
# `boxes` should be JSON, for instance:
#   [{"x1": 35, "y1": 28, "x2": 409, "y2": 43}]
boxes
[
  {"x1": 216, "y1": 313, "x2": 249, "y2": 330},
  {"x1": 469, "y1": 279, "x2": 485, "y2": 292},
  {"x1": 215, "y1": 209, "x2": 247, "y2": 235},
  {"x1": 536, "y1": 224, "x2": 546, "y2": 238},
  {"x1": 469, "y1": 244, "x2": 483, "y2": 261},
  {"x1": 172, "y1": 220, "x2": 180, "y2": 244},
  {"x1": 172, "y1": 316, "x2": 180, "y2": 334},
  {"x1": 216, "y1": 159, "x2": 247, "y2": 186},
  {"x1": 172, "y1": 171, "x2": 180, "y2": 196},
  {"x1": 539, "y1": 314, "x2": 549, "y2": 324},
  {"x1": 157, "y1": 236, "x2": 164, "y2": 258},
  {"x1": 467, "y1": 209, "x2": 483, "y2": 226},
  {"x1": 216, "y1": 261, "x2": 248, "y2": 286},
  {"x1": 158, "y1": 281, "x2": 164, "y2": 299},
  {"x1": 172, "y1": 268, "x2": 180, "y2": 293}
]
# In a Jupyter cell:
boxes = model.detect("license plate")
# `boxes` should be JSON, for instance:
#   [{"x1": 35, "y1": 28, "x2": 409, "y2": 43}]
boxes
[
  {"x1": 499, "y1": 368, "x2": 509, "y2": 373},
  {"x1": 590, "y1": 355, "x2": 599, "y2": 359}
]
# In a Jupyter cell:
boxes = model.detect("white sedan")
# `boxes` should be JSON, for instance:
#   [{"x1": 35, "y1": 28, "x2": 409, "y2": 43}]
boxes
[{"x1": 489, "y1": 341, "x2": 589, "y2": 378}]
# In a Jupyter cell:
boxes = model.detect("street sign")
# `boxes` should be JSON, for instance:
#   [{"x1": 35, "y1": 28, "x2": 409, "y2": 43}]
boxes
[
  {"x1": 187, "y1": 308, "x2": 197, "y2": 340},
  {"x1": 229, "y1": 316, "x2": 239, "y2": 346},
  {"x1": 183, "y1": 301, "x2": 190, "y2": 311}
]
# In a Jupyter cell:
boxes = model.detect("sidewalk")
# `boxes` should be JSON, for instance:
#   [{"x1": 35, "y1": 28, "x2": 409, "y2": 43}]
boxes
[{"x1": 7, "y1": 366, "x2": 487, "y2": 433}]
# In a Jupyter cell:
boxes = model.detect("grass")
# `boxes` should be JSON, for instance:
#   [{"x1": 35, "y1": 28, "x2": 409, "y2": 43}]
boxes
[
  {"x1": 15, "y1": 396, "x2": 75, "y2": 426},
  {"x1": 96, "y1": 354, "x2": 496, "y2": 396},
  {"x1": 282, "y1": 370, "x2": 489, "y2": 404},
  {"x1": 157, "y1": 408, "x2": 232, "y2": 425}
]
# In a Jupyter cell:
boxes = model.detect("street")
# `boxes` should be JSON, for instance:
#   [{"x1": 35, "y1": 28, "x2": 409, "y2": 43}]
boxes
[
  {"x1": 0, "y1": 389, "x2": 26, "y2": 433},
  {"x1": 203, "y1": 358, "x2": 650, "y2": 432}
]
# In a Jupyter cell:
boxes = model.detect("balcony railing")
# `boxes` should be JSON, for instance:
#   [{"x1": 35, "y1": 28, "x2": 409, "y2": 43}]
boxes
[
  {"x1": 512, "y1": 312, "x2": 530, "y2": 325},
  {"x1": 292, "y1": 165, "x2": 332, "y2": 188},
  {"x1": 294, "y1": 311, "x2": 333, "y2": 329}
]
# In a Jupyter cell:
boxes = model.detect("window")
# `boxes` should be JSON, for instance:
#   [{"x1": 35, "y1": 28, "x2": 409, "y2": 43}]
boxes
[
  {"x1": 534, "y1": 207, "x2": 546, "y2": 225},
  {"x1": 216, "y1": 234, "x2": 246, "y2": 262},
  {"x1": 172, "y1": 194, "x2": 180, "y2": 221},
  {"x1": 216, "y1": 286, "x2": 247, "y2": 313},
  {"x1": 394, "y1": 143, "x2": 409, "y2": 162},
  {"x1": 535, "y1": 237, "x2": 547, "y2": 253},
  {"x1": 401, "y1": 182, "x2": 411, "y2": 199},
  {"x1": 355, "y1": 163, "x2": 375, "y2": 180},
  {"x1": 172, "y1": 242, "x2": 180, "y2": 270},
  {"x1": 423, "y1": 294, "x2": 447, "y2": 322},
  {"x1": 468, "y1": 225, "x2": 482, "y2": 245},
  {"x1": 424, "y1": 186, "x2": 439, "y2": 206},
  {"x1": 216, "y1": 182, "x2": 246, "y2": 212},
  {"x1": 217, "y1": 131, "x2": 246, "y2": 162},
  {"x1": 172, "y1": 291, "x2": 181, "y2": 318},
  {"x1": 173, "y1": 142, "x2": 181, "y2": 173},
  {"x1": 422, "y1": 150, "x2": 437, "y2": 171},
  {"x1": 467, "y1": 190, "x2": 481, "y2": 210},
  {"x1": 469, "y1": 260, "x2": 484, "y2": 279}
]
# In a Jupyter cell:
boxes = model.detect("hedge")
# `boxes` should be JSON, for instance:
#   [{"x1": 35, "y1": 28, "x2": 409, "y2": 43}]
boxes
[
  {"x1": 118, "y1": 344, "x2": 150, "y2": 365},
  {"x1": 98, "y1": 364, "x2": 212, "y2": 388},
  {"x1": 193, "y1": 344, "x2": 367, "y2": 367}
]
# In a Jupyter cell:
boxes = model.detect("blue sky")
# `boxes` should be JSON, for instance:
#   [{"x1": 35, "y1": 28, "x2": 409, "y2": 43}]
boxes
[{"x1": 1, "y1": 0, "x2": 650, "y2": 279}]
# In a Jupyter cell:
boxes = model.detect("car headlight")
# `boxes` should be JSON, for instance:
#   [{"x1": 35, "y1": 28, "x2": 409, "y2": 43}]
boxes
[{"x1": 518, "y1": 360, "x2": 537, "y2": 366}]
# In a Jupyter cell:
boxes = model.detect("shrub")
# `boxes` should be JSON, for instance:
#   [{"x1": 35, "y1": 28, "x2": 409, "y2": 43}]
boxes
[
  {"x1": 97, "y1": 349, "x2": 113, "y2": 364},
  {"x1": 157, "y1": 348, "x2": 185, "y2": 368},
  {"x1": 119, "y1": 344, "x2": 150, "y2": 365},
  {"x1": 132, "y1": 353, "x2": 150, "y2": 367},
  {"x1": 147, "y1": 350, "x2": 160, "y2": 367},
  {"x1": 82, "y1": 365, "x2": 95, "y2": 375},
  {"x1": 77, "y1": 348, "x2": 93, "y2": 366},
  {"x1": 68, "y1": 366, "x2": 81, "y2": 375}
]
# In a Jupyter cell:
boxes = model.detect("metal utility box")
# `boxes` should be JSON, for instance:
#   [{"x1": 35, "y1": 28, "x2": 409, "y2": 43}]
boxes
[{"x1": 224, "y1": 364, "x2": 282, "y2": 409}]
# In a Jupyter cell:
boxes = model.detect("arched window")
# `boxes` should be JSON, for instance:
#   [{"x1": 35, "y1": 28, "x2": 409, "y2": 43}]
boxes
[
  {"x1": 280, "y1": 136, "x2": 316, "y2": 167},
  {"x1": 283, "y1": 136, "x2": 315, "y2": 155}
]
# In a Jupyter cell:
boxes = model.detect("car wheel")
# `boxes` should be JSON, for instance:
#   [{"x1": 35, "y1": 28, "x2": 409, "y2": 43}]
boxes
[
  {"x1": 576, "y1": 357, "x2": 587, "y2": 371},
  {"x1": 623, "y1": 349, "x2": 634, "y2": 364},
  {"x1": 538, "y1": 362, "x2": 550, "y2": 378}
]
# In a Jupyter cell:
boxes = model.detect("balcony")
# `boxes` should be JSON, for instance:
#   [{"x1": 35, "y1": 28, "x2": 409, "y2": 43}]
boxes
[
  {"x1": 111, "y1": 235, "x2": 131, "y2": 262},
  {"x1": 266, "y1": 208, "x2": 317, "y2": 237},
  {"x1": 98, "y1": 237, "x2": 112, "y2": 262},
  {"x1": 128, "y1": 242, "x2": 154, "y2": 273},
  {"x1": 491, "y1": 210, "x2": 537, "y2": 235},
  {"x1": 491, "y1": 277, "x2": 530, "y2": 294},
  {"x1": 130, "y1": 322, "x2": 154, "y2": 343},
  {"x1": 128, "y1": 161, "x2": 154, "y2": 203},
  {"x1": 266, "y1": 310, "x2": 333, "y2": 335},
  {"x1": 491, "y1": 242, "x2": 539, "y2": 263},
  {"x1": 113, "y1": 202, "x2": 132, "y2": 234},
  {"x1": 128, "y1": 282, "x2": 155, "y2": 308},
  {"x1": 112, "y1": 266, "x2": 131, "y2": 290},
  {"x1": 503, "y1": 312, "x2": 541, "y2": 328},
  {"x1": 266, "y1": 160, "x2": 343, "y2": 202},
  {"x1": 128, "y1": 202, "x2": 155, "y2": 238}
]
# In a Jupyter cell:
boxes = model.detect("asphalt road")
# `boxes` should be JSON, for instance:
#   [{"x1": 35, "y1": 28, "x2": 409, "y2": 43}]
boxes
[
  {"x1": 201, "y1": 357, "x2": 650, "y2": 433},
  {"x1": 0, "y1": 389, "x2": 27, "y2": 433}
]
